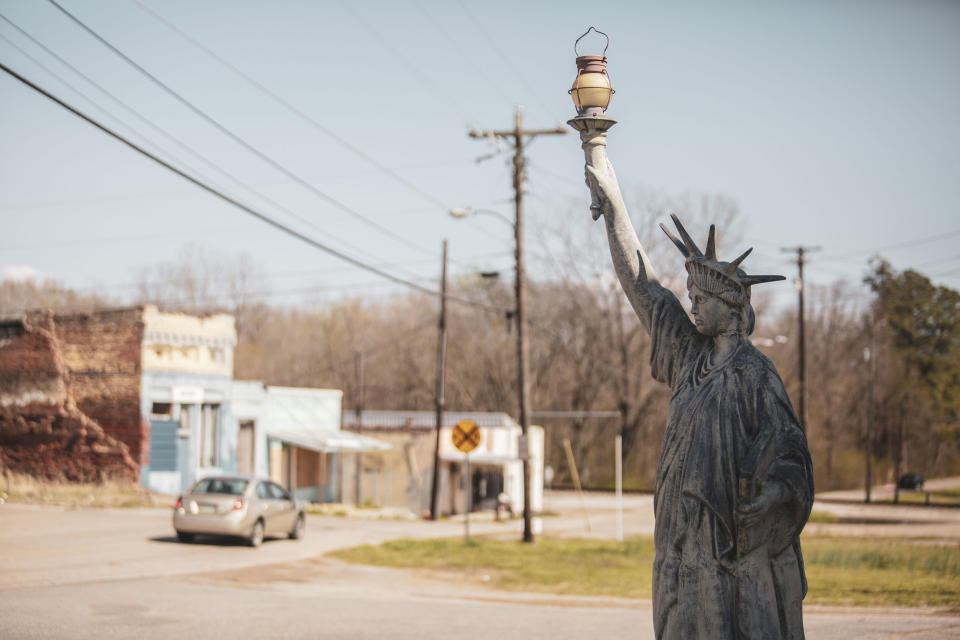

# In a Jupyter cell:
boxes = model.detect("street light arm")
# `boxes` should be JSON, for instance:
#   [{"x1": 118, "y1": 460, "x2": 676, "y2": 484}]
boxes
[{"x1": 449, "y1": 208, "x2": 515, "y2": 229}]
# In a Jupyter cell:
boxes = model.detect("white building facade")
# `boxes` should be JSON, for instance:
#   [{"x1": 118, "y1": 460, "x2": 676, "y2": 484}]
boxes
[{"x1": 141, "y1": 306, "x2": 237, "y2": 495}]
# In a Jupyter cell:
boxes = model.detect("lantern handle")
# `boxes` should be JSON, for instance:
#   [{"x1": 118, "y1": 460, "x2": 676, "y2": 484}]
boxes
[{"x1": 574, "y1": 26, "x2": 610, "y2": 57}]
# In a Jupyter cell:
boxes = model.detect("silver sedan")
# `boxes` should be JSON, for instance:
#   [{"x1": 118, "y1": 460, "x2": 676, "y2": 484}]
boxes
[{"x1": 173, "y1": 475, "x2": 305, "y2": 547}]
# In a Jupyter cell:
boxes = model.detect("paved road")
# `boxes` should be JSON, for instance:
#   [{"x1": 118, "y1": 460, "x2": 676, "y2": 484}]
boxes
[
  {"x1": 817, "y1": 476, "x2": 960, "y2": 503},
  {"x1": 2, "y1": 496, "x2": 958, "y2": 639}
]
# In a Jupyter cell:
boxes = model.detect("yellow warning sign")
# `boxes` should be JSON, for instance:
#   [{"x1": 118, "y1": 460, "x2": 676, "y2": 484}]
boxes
[{"x1": 451, "y1": 420, "x2": 481, "y2": 454}]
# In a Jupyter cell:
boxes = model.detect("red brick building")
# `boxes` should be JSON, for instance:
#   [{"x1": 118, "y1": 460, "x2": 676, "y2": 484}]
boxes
[{"x1": 0, "y1": 308, "x2": 145, "y2": 482}]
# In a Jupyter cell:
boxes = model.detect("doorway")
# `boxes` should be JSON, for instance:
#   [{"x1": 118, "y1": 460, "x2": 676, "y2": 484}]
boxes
[{"x1": 237, "y1": 421, "x2": 255, "y2": 474}]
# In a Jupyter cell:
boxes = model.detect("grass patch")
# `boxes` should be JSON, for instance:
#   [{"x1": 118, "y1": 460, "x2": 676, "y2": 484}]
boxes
[
  {"x1": 1, "y1": 473, "x2": 165, "y2": 509},
  {"x1": 331, "y1": 534, "x2": 960, "y2": 609},
  {"x1": 333, "y1": 537, "x2": 656, "y2": 599},
  {"x1": 874, "y1": 489, "x2": 960, "y2": 506},
  {"x1": 801, "y1": 536, "x2": 960, "y2": 609},
  {"x1": 306, "y1": 504, "x2": 349, "y2": 517},
  {"x1": 807, "y1": 510, "x2": 839, "y2": 523}
]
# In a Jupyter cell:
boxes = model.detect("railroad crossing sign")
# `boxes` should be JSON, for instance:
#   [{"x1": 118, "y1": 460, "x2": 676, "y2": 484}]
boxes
[{"x1": 451, "y1": 420, "x2": 481, "y2": 453}]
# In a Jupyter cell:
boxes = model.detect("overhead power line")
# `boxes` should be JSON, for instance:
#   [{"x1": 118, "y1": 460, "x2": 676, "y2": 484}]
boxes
[
  {"x1": 0, "y1": 60, "x2": 444, "y2": 298},
  {"x1": 130, "y1": 0, "x2": 455, "y2": 213},
  {"x1": 820, "y1": 227, "x2": 960, "y2": 263},
  {"x1": 337, "y1": 1, "x2": 473, "y2": 122},
  {"x1": 410, "y1": 0, "x2": 516, "y2": 110},
  {"x1": 44, "y1": 0, "x2": 438, "y2": 259},
  {"x1": 1, "y1": 62, "x2": 517, "y2": 318},
  {"x1": 2, "y1": 64, "x2": 657, "y2": 391},
  {"x1": 455, "y1": 0, "x2": 560, "y2": 123},
  {"x1": 0, "y1": 17, "x2": 386, "y2": 268},
  {"x1": 4, "y1": 279, "x2": 430, "y2": 318}
]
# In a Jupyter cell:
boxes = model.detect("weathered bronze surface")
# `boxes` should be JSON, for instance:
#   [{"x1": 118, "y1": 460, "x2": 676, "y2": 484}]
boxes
[{"x1": 576, "y1": 125, "x2": 813, "y2": 639}]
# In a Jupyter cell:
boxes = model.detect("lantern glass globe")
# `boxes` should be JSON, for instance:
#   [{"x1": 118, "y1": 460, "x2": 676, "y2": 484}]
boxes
[{"x1": 571, "y1": 72, "x2": 612, "y2": 111}]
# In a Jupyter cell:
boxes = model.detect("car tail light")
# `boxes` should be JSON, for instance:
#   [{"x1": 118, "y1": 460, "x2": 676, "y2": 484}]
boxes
[
  {"x1": 174, "y1": 496, "x2": 182, "y2": 509},
  {"x1": 232, "y1": 498, "x2": 245, "y2": 511}
]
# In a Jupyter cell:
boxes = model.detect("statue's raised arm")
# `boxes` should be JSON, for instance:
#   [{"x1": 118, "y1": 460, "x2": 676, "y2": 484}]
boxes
[{"x1": 580, "y1": 128, "x2": 661, "y2": 333}]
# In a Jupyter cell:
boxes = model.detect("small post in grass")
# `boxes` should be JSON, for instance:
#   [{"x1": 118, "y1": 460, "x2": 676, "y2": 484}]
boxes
[
  {"x1": 615, "y1": 435, "x2": 623, "y2": 543},
  {"x1": 465, "y1": 452, "x2": 471, "y2": 542},
  {"x1": 451, "y1": 420, "x2": 482, "y2": 543},
  {"x1": 563, "y1": 438, "x2": 591, "y2": 534}
]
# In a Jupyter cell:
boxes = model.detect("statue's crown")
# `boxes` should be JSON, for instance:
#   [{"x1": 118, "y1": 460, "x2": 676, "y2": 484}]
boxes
[{"x1": 660, "y1": 214, "x2": 785, "y2": 307}]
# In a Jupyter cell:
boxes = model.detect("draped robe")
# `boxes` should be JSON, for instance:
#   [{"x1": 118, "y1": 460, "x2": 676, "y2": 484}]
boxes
[{"x1": 642, "y1": 283, "x2": 813, "y2": 640}]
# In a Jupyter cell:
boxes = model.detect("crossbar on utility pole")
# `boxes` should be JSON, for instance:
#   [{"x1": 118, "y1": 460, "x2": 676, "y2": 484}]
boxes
[
  {"x1": 470, "y1": 107, "x2": 566, "y2": 542},
  {"x1": 429, "y1": 240, "x2": 448, "y2": 520},
  {"x1": 781, "y1": 245, "x2": 821, "y2": 431}
]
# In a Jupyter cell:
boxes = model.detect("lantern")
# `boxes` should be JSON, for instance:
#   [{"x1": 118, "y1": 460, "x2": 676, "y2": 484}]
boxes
[{"x1": 569, "y1": 27, "x2": 613, "y2": 117}]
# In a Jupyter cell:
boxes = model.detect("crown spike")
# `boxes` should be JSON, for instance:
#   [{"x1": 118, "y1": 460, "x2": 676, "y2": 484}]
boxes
[
  {"x1": 705, "y1": 225, "x2": 717, "y2": 261},
  {"x1": 742, "y1": 274, "x2": 786, "y2": 286},
  {"x1": 726, "y1": 247, "x2": 753, "y2": 273},
  {"x1": 659, "y1": 223, "x2": 689, "y2": 258},
  {"x1": 670, "y1": 214, "x2": 703, "y2": 258}
]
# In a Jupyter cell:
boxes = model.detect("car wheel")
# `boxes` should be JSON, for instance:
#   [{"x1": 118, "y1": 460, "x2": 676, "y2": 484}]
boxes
[
  {"x1": 289, "y1": 513, "x2": 305, "y2": 540},
  {"x1": 176, "y1": 531, "x2": 195, "y2": 543},
  {"x1": 248, "y1": 519, "x2": 264, "y2": 548}
]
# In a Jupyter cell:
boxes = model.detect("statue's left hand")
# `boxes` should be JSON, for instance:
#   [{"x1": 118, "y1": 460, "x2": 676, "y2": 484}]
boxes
[{"x1": 737, "y1": 479, "x2": 789, "y2": 529}]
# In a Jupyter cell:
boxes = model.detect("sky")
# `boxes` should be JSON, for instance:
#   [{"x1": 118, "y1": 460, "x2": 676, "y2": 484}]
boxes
[{"x1": 1, "y1": 0, "x2": 958, "y2": 313}]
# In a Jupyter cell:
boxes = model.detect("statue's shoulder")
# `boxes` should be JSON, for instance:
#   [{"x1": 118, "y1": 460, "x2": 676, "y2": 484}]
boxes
[{"x1": 732, "y1": 341, "x2": 783, "y2": 383}]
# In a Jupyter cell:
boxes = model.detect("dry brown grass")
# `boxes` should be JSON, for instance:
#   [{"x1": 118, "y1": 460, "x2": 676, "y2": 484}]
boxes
[{"x1": 0, "y1": 472, "x2": 172, "y2": 509}]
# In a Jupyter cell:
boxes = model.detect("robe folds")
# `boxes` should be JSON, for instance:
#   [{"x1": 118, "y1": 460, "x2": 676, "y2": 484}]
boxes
[{"x1": 643, "y1": 284, "x2": 814, "y2": 640}]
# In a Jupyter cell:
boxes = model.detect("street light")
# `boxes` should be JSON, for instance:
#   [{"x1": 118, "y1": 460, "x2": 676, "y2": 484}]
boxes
[{"x1": 449, "y1": 207, "x2": 515, "y2": 229}]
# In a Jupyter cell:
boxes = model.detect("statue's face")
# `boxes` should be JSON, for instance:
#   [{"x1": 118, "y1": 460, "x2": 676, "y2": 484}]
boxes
[{"x1": 689, "y1": 287, "x2": 738, "y2": 337}]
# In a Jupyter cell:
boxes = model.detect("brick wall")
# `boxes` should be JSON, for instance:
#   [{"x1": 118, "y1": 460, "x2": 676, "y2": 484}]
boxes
[
  {"x1": 0, "y1": 310, "x2": 143, "y2": 482},
  {"x1": 51, "y1": 308, "x2": 147, "y2": 465}
]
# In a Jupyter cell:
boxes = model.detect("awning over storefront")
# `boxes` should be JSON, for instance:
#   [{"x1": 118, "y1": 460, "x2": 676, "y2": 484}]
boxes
[
  {"x1": 440, "y1": 453, "x2": 517, "y2": 464},
  {"x1": 268, "y1": 429, "x2": 392, "y2": 453}
]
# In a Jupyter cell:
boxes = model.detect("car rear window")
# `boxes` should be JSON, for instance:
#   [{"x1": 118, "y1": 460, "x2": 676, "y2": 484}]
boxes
[
  {"x1": 192, "y1": 478, "x2": 248, "y2": 495},
  {"x1": 268, "y1": 483, "x2": 290, "y2": 500}
]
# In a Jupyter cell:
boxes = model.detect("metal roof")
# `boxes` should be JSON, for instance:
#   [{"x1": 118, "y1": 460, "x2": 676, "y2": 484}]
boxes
[
  {"x1": 341, "y1": 410, "x2": 520, "y2": 431},
  {"x1": 267, "y1": 429, "x2": 392, "y2": 453},
  {"x1": 258, "y1": 386, "x2": 391, "y2": 452}
]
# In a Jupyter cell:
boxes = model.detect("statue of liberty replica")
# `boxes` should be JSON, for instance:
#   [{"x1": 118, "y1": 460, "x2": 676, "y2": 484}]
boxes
[{"x1": 568, "y1": 28, "x2": 814, "y2": 640}]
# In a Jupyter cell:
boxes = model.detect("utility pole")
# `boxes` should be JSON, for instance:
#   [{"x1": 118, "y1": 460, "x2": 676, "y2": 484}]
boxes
[
  {"x1": 354, "y1": 350, "x2": 365, "y2": 506},
  {"x1": 864, "y1": 313, "x2": 876, "y2": 503},
  {"x1": 470, "y1": 107, "x2": 566, "y2": 542},
  {"x1": 781, "y1": 245, "x2": 821, "y2": 431},
  {"x1": 894, "y1": 402, "x2": 905, "y2": 504},
  {"x1": 429, "y1": 240, "x2": 448, "y2": 520}
]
